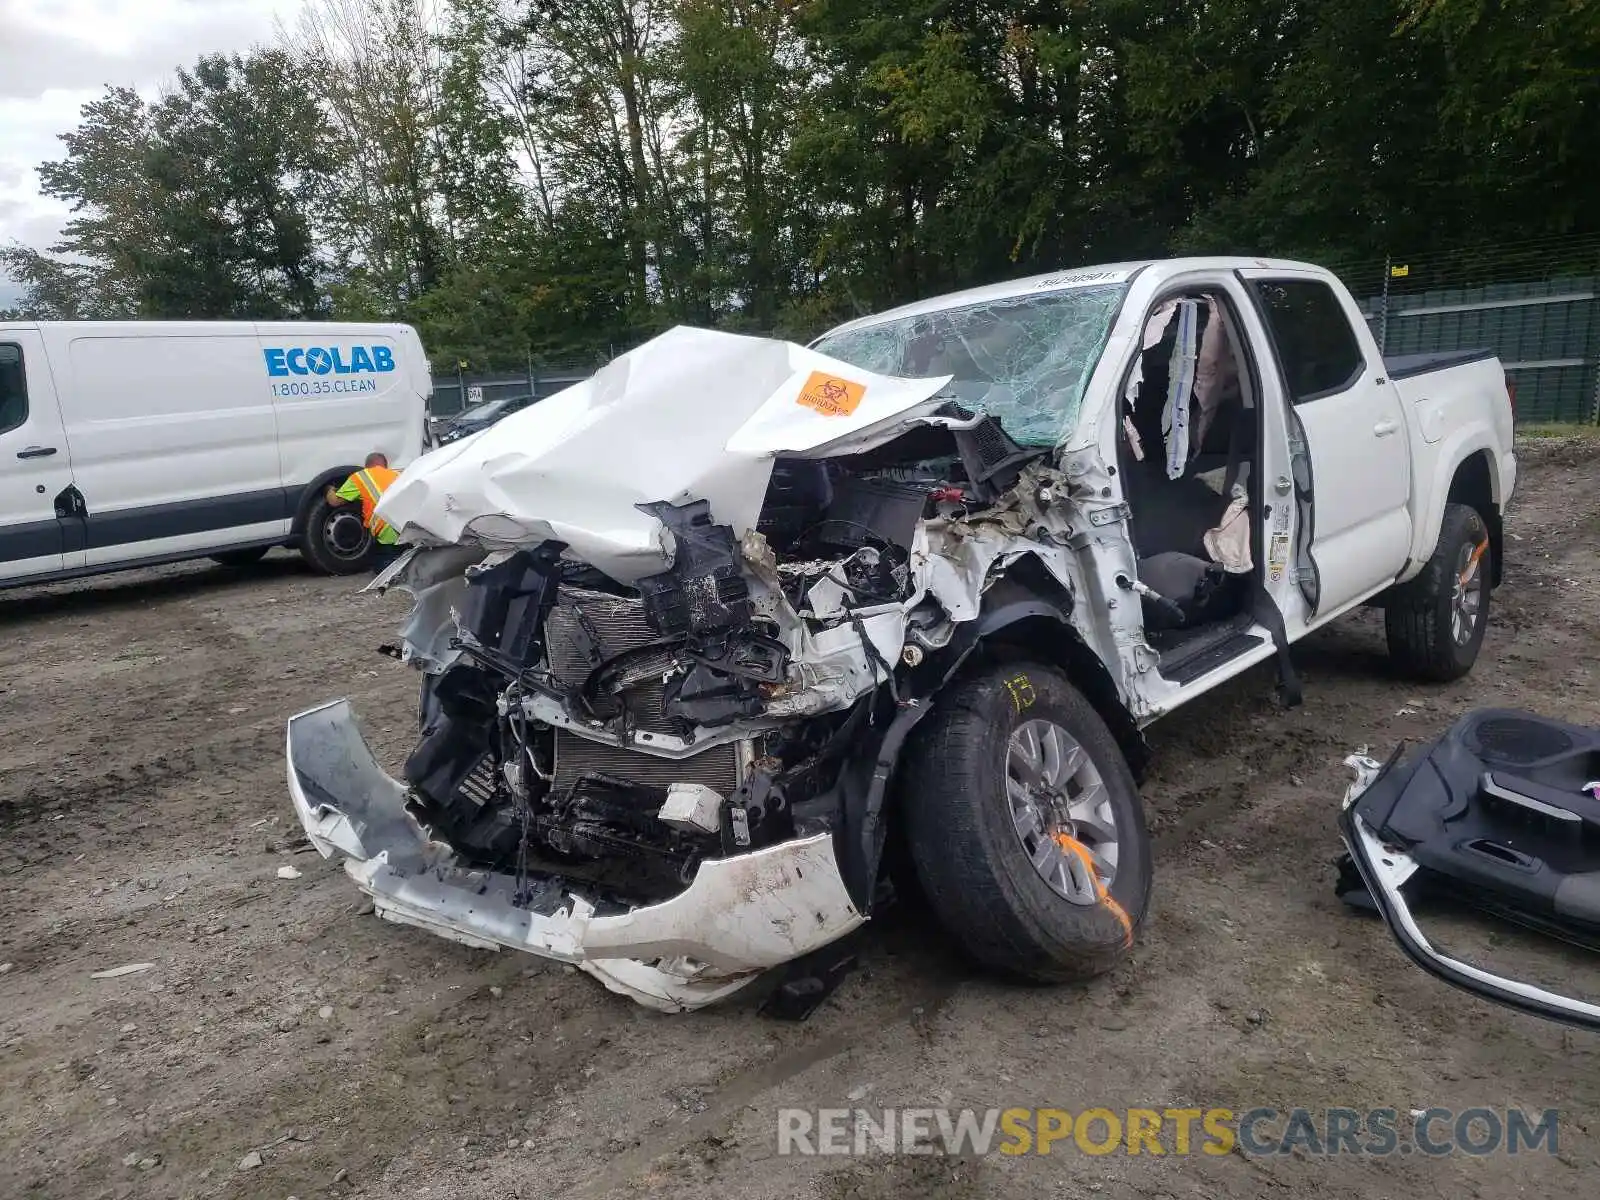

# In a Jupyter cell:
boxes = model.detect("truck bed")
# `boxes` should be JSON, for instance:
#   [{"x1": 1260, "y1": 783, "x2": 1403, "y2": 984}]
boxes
[{"x1": 1383, "y1": 348, "x2": 1498, "y2": 380}]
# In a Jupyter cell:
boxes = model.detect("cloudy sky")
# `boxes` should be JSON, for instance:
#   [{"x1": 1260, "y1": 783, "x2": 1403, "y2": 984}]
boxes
[{"x1": 0, "y1": 0, "x2": 304, "y2": 303}]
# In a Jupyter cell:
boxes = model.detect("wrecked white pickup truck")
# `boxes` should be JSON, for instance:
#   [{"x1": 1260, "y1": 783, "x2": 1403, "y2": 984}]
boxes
[{"x1": 286, "y1": 257, "x2": 1517, "y2": 1011}]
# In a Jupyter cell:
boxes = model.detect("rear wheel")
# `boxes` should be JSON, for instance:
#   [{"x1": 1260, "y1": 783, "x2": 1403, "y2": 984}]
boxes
[
  {"x1": 901, "y1": 661, "x2": 1152, "y2": 983},
  {"x1": 210, "y1": 546, "x2": 271, "y2": 568},
  {"x1": 300, "y1": 493, "x2": 376, "y2": 575},
  {"x1": 1385, "y1": 502, "x2": 1491, "y2": 682}
]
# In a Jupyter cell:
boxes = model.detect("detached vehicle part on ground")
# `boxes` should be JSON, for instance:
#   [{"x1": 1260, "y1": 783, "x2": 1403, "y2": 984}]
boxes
[
  {"x1": 1339, "y1": 709, "x2": 1600, "y2": 1032},
  {"x1": 287, "y1": 257, "x2": 1517, "y2": 1012}
]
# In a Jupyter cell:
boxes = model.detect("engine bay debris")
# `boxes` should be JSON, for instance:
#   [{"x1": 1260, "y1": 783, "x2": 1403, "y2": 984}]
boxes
[{"x1": 286, "y1": 319, "x2": 1181, "y2": 1011}]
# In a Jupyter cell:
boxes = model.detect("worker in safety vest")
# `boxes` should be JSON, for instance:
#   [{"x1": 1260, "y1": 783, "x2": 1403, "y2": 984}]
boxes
[{"x1": 327, "y1": 453, "x2": 402, "y2": 559}]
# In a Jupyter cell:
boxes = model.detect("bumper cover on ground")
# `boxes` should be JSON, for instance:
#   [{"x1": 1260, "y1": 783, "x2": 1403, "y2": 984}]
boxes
[{"x1": 286, "y1": 699, "x2": 865, "y2": 1011}]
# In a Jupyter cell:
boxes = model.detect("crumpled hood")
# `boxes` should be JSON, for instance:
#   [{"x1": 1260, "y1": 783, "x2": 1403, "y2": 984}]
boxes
[{"x1": 377, "y1": 326, "x2": 951, "y2": 582}]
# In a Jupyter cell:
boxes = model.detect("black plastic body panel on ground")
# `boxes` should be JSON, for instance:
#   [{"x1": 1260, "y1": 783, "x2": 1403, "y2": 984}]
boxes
[{"x1": 1338, "y1": 708, "x2": 1600, "y2": 1031}]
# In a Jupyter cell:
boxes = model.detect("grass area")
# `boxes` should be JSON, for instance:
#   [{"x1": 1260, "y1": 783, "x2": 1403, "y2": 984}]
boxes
[{"x1": 1516, "y1": 421, "x2": 1600, "y2": 440}]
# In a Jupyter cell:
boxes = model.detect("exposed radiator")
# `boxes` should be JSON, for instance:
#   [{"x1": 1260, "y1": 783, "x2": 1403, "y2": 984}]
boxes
[
  {"x1": 545, "y1": 586, "x2": 673, "y2": 733},
  {"x1": 544, "y1": 584, "x2": 745, "y2": 796},
  {"x1": 552, "y1": 733, "x2": 742, "y2": 797}
]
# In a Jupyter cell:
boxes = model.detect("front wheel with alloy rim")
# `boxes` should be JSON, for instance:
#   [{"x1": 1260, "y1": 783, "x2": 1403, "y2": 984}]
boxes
[
  {"x1": 299, "y1": 492, "x2": 377, "y2": 575},
  {"x1": 901, "y1": 661, "x2": 1152, "y2": 983},
  {"x1": 1385, "y1": 502, "x2": 1491, "y2": 682}
]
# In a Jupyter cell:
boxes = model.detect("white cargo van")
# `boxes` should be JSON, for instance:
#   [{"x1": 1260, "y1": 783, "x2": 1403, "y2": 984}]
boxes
[{"x1": 0, "y1": 320, "x2": 431, "y2": 588}]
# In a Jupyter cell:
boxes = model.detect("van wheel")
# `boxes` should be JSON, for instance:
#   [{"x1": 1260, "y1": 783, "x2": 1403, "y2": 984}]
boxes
[
  {"x1": 211, "y1": 546, "x2": 271, "y2": 568},
  {"x1": 301, "y1": 494, "x2": 375, "y2": 575},
  {"x1": 901, "y1": 661, "x2": 1152, "y2": 983},
  {"x1": 1385, "y1": 502, "x2": 1491, "y2": 682}
]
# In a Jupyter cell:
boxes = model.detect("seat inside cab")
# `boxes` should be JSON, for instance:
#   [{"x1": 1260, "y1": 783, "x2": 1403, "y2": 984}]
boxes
[{"x1": 1117, "y1": 294, "x2": 1259, "y2": 662}]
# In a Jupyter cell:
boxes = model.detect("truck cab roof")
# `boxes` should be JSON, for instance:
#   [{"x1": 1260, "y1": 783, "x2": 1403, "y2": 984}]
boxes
[{"x1": 819, "y1": 256, "x2": 1333, "y2": 339}]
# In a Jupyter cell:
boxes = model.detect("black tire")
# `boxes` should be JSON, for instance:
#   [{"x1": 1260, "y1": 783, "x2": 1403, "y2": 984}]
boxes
[
  {"x1": 210, "y1": 546, "x2": 271, "y2": 568},
  {"x1": 300, "y1": 493, "x2": 376, "y2": 576},
  {"x1": 1385, "y1": 502, "x2": 1491, "y2": 682},
  {"x1": 901, "y1": 661, "x2": 1153, "y2": 983}
]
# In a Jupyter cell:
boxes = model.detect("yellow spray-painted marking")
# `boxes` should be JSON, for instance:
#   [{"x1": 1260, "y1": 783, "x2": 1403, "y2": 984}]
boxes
[
  {"x1": 1005, "y1": 674, "x2": 1037, "y2": 712},
  {"x1": 1054, "y1": 832, "x2": 1134, "y2": 947}
]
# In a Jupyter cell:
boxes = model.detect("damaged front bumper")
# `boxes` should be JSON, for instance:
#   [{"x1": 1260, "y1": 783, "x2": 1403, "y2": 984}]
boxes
[{"x1": 286, "y1": 699, "x2": 866, "y2": 1012}]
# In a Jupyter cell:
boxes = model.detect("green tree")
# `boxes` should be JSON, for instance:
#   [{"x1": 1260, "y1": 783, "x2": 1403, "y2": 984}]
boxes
[
  {"x1": 788, "y1": 1, "x2": 1123, "y2": 324},
  {"x1": 139, "y1": 51, "x2": 332, "y2": 317},
  {"x1": 15, "y1": 52, "x2": 329, "y2": 320},
  {"x1": 0, "y1": 248, "x2": 97, "y2": 319},
  {"x1": 287, "y1": 0, "x2": 456, "y2": 309},
  {"x1": 672, "y1": 0, "x2": 803, "y2": 328},
  {"x1": 506, "y1": 0, "x2": 681, "y2": 319},
  {"x1": 16, "y1": 0, "x2": 1600, "y2": 357},
  {"x1": 1401, "y1": 0, "x2": 1600, "y2": 240},
  {"x1": 29, "y1": 86, "x2": 156, "y2": 316}
]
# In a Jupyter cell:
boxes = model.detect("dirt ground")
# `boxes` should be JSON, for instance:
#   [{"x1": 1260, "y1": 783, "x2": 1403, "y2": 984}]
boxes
[{"x1": 3, "y1": 436, "x2": 1599, "y2": 1200}]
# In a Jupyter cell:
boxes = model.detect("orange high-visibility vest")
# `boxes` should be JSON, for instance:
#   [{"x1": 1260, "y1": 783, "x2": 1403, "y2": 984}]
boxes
[{"x1": 347, "y1": 466, "x2": 400, "y2": 538}]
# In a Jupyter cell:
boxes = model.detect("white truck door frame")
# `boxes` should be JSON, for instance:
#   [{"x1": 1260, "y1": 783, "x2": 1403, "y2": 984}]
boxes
[
  {"x1": 1093, "y1": 268, "x2": 1295, "y2": 714},
  {"x1": 1236, "y1": 268, "x2": 1411, "y2": 624},
  {"x1": 0, "y1": 328, "x2": 83, "y2": 582}
]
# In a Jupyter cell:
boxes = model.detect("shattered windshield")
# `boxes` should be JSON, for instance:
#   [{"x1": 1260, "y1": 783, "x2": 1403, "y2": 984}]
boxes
[{"x1": 811, "y1": 283, "x2": 1128, "y2": 446}]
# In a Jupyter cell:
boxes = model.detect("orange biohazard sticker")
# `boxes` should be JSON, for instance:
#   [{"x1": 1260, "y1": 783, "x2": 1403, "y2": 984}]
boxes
[{"x1": 796, "y1": 371, "x2": 866, "y2": 417}]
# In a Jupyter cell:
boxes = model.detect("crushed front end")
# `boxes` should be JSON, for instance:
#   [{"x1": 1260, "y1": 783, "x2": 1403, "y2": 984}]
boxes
[
  {"x1": 285, "y1": 327, "x2": 1105, "y2": 1010},
  {"x1": 287, "y1": 696, "x2": 863, "y2": 1012}
]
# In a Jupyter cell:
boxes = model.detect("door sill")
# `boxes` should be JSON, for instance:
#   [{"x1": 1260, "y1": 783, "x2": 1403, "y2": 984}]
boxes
[{"x1": 1154, "y1": 621, "x2": 1266, "y2": 685}]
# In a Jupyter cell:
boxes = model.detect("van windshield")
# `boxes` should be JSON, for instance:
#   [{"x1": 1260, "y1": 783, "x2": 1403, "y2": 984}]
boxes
[{"x1": 811, "y1": 283, "x2": 1128, "y2": 446}]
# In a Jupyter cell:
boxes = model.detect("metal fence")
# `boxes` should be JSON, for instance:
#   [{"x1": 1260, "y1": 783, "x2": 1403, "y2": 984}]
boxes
[
  {"x1": 423, "y1": 240, "x2": 1600, "y2": 426},
  {"x1": 429, "y1": 367, "x2": 592, "y2": 418},
  {"x1": 1357, "y1": 279, "x2": 1600, "y2": 424},
  {"x1": 1329, "y1": 235, "x2": 1600, "y2": 425}
]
